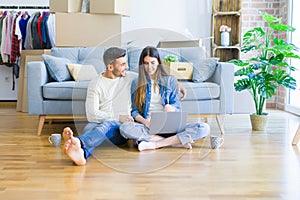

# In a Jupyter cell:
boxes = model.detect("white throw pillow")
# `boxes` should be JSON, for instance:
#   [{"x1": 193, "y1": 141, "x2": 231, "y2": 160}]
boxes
[{"x1": 67, "y1": 64, "x2": 98, "y2": 82}]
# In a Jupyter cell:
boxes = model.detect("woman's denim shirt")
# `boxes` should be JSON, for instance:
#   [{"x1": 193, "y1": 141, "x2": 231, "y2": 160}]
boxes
[{"x1": 131, "y1": 75, "x2": 181, "y2": 119}]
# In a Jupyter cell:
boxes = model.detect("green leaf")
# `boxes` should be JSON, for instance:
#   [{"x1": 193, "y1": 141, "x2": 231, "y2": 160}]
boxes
[
  {"x1": 273, "y1": 69, "x2": 297, "y2": 89},
  {"x1": 229, "y1": 59, "x2": 249, "y2": 66},
  {"x1": 269, "y1": 54, "x2": 284, "y2": 65},
  {"x1": 164, "y1": 55, "x2": 179, "y2": 62},
  {"x1": 242, "y1": 27, "x2": 265, "y2": 46},
  {"x1": 263, "y1": 13, "x2": 281, "y2": 24},
  {"x1": 234, "y1": 79, "x2": 251, "y2": 91},
  {"x1": 258, "y1": 82, "x2": 276, "y2": 99},
  {"x1": 269, "y1": 23, "x2": 296, "y2": 32}
]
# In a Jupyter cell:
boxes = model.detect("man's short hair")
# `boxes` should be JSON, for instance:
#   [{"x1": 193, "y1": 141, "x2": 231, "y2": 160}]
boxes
[{"x1": 103, "y1": 47, "x2": 126, "y2": 66}]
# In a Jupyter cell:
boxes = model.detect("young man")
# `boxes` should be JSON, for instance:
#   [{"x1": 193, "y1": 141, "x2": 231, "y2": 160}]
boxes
[{"x1": 63, "y1": 47, "x2": 136, "y2": 165}]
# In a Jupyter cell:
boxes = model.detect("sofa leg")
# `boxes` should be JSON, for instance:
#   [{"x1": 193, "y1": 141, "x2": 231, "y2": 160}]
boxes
[
  {"x1": 37, "y1": 115, "x2": 45, "y2": 136},
  {"x1": 216, "y1": 115, "x2": 225, "y2": 135},
  {"x1": 292, "y1": 124, "x2": 300, "y2": 145}
]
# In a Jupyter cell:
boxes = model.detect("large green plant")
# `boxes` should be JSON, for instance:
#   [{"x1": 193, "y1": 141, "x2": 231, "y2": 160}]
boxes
[{"x1": 230, "y1": 13, "x2": 300, "y2": 115}]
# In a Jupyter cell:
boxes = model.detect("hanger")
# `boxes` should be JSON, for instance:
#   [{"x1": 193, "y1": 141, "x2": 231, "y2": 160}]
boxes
[{"x1": 22, "y1": 11, "x2": 29, "y2": 18}]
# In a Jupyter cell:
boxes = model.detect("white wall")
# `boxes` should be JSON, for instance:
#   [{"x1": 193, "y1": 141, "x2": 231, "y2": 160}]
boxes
[
  {"x1": 122, "y1": 0, "x2": 212, "y2": 49},
  {"x1": 0, "y1": 66, "x2": 18, "y2": 100}
]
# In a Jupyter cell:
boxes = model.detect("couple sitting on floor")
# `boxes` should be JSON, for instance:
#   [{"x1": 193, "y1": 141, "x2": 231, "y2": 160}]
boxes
[{"x1": 62, "y1": 46, "x2": 210, "y2": 166}]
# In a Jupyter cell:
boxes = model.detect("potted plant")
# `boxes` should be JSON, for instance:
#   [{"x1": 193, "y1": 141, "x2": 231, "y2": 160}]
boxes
[{"x1": 230, "y1": 13, "x2": 300, "y2": 131}]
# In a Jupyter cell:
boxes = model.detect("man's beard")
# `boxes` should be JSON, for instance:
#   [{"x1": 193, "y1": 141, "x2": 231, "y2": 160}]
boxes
[{"x1": 112, "y1": 69, "x2": 126, "y2": 77}]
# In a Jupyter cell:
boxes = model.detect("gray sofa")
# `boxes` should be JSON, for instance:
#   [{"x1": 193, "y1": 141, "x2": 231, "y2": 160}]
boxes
[{"x1": 27, "y1": 46, "x2": 234, "y2": 135}]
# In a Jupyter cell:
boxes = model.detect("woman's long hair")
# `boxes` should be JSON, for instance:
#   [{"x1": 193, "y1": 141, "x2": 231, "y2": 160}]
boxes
[{"x1": 134, "y1": 46, "x2": 169, "y2": 114}]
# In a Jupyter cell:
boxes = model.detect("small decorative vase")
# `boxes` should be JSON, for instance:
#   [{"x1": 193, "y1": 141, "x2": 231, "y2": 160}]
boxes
[{"x1": 220, "y1": 31, "x2": 230, "y2": 46}]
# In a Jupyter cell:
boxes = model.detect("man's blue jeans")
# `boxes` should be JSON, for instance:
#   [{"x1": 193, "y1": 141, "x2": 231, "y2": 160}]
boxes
[{"x1": 77, "y1": 121, "x2": 128, "y2": 159}]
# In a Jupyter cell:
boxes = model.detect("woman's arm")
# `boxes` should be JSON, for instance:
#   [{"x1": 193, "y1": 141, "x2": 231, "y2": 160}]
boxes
[
  {"x1": 130, "y1": 78, "x2": 142, "y2": 118},
  {"x1": 134, "y1": 115, "x2": 150, "y2": 128},
  {"x1": 164, "y1": 76, "x2": 181, "y2": 111}
]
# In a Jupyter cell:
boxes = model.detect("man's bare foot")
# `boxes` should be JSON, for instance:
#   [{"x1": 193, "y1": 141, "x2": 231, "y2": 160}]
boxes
[
  {"x1": 63, "y1": 127, "x2": 73, "y2": 142},
  {"x1": 63, "y1": 128, "x2": 86, "y2": 166}
]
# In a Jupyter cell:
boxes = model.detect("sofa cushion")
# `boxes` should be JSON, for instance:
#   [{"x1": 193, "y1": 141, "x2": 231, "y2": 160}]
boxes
[
  {"x1": 127, "y1": 47, "x2": 143, "y2": 72},
  {"x1": 192, "y1": 58, "x2": 218, "y2": 82},
  {"x1": 51, "y1": 47, "x2": 79, "y2": 63},
  {"x1": 67, "y1": 64, "x2": 98, "y2": 82},
  {"x1": 180, "y1": 81, "x2": 220, "y2": 100},
  {"x1": 42, "y1": 54, "x2": 73, "y2": 82},
  {"x1": 158, "y1": 48, "x2": 181, "y2": 62},
  {"x1": 43, "y1": 81, "x2": 89, "y2": 100}
]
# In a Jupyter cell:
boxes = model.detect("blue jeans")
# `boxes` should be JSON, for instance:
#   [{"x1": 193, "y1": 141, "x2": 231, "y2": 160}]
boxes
[
  {"x1": 77, "y1": 121, "x2": 128, "y2": 159},
  {"x1": 119, "y1": 122, "x2": 210, "y2": 145}
]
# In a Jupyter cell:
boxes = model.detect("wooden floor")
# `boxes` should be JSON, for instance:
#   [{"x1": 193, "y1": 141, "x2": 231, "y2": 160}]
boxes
[{"x1": 1, "y1": 104, "x2": 300, "y2": 200}]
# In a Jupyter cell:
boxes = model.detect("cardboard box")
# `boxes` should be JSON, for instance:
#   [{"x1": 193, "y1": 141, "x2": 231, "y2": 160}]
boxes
[
  {"x1": 90, "y1": 0, "x2": 130, "y2": 16},
  {"x1": 55, "y1": 13, "x2": 122, "y2": 47},
  {"x1": 50, "y1": 0, "x2": 83, "y2": 13},
  {"x1": 164, "y1": 62, "x2": 193, "y2": 80},
  {"x1": 157, "y1": 40, "x2": 202, "y2": 48},
  {"x1": 17, "y1": 50, "x2": 51, "y2": 112}
]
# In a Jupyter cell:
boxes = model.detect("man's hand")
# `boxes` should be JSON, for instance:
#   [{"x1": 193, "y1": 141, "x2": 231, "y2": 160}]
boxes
[
  {"x1": 119, "y1": 115, "x2": 134, "y2": 123},
  {"x1": 178, "y1": 82, "x2": 186, "y2": 100}
]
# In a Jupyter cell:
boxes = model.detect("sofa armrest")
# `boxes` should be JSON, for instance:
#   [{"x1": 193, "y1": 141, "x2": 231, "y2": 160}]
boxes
[
  {"x1": 27, "y1": 61, "x2": 50, "y2": 115},
  {"x1": 207, "y1": 62, "x2": 234, "y2": 114}
]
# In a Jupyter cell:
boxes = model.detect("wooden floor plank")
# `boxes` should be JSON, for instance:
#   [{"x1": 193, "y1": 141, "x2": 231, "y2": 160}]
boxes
[{"x1": 0, "y1": 107, "x2": 300, "y2": 199}]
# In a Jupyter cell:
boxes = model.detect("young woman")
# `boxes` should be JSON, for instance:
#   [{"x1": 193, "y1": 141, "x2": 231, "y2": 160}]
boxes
[{"x1": 120, "y1": 46, "x2": 210, "y2": 151}]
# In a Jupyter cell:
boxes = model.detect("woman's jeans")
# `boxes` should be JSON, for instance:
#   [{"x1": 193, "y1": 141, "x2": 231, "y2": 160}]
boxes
[
  {"x1": 77, "y1": 121, "x2": 128, "y2": 159},
  {"x1": 119, "y1": 122, "x2": 210, "y2": 145}
]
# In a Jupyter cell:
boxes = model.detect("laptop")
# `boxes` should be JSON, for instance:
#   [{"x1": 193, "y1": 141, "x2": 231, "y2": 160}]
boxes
[{"x1": 149, "y1": 112, "x2": 188, "y2": 134}]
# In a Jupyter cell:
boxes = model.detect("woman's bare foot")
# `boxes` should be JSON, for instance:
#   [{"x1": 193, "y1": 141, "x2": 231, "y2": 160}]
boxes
[{"x1": 63, "y1": 127, "x2": 86, "y2": 166}]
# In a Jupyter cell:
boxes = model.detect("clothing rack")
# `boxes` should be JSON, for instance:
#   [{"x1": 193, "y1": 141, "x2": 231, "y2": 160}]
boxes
[{"x1": 0, "y1": 6, "x2": 49, "y2": 9}]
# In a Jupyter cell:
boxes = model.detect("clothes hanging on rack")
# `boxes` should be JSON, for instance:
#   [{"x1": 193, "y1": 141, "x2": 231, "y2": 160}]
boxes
[
  {"x1": 0, "y1": 11, "x2": 55, "y2": 62},
  {"x1": 0, "y1": 9, "x2": 55, "y2": 91}
]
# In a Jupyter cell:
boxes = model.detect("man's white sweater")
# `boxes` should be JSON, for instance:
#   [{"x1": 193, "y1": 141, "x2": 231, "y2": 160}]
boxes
[{"x1": 85, "y1": 72, "x2": 136, "y2": 123}]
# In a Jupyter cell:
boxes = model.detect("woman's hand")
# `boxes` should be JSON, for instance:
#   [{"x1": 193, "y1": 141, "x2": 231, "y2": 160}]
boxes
[
  {"x1": 178, "y1": 82, "x2": 186, "y2": 101},
  {"x1": 164, "y1": 104, "x2": 176, "y2": 112},
  {"x1": 135, "y1": 115, "x2": 150, "y2": 128},
  {"x1": 143, "y1": 119, "x2": 151, "y2": 129}
]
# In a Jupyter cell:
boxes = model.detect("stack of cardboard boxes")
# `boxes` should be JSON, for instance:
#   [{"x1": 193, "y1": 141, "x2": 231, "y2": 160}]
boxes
[
  {"x1": 17, "y1": 0, "x2": 130, "y2": 112},
  {"x1": 50, "y1": 0, "x2": 130, "y2": 47}
]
